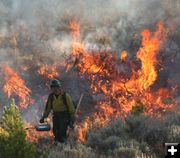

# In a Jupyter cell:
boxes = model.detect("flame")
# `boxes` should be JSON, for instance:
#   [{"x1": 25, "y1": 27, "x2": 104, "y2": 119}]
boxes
[
  {"x1": 69, "y1": 19, "x2": 80, "y2": 40},
  {"x1": 25, "y1": 124, "x2": 53, "y2": 142},
  {"x1": 2, "y1": 65, "x2": 31, "y2": 108},
  {"x1": 120, "y1": 50, "x2": 128, "y2": 61},
  {"x1": 74, "y1": 21, "x2": 171, "y2": 114},
  {"x1": 38, "y1": 64, "x2": 60, "y2": 79},
  {"x1": 121, "y1": 21, "x2": 167, "y2": 92},
  {"x1": 68, "y1": 21, "x2": 174, "y2": 142},
  {"x1": 69, "y1": 19, "x2": 86, "y2": 57},
  {"x1": 76, "y1": 105, "x2": 115, "y2": 142},
  {"x1": 76, "y1": 118, "x2": 91, "y2": 142}
]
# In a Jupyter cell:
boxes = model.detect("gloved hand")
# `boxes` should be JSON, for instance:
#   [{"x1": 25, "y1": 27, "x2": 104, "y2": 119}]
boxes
[{"x1": 40, "y1": 117, "x2": 45, "y2": 123}]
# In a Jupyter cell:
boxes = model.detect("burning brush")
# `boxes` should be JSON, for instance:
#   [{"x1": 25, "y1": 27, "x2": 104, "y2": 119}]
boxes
[{"x1": 0, "y1": 17, "x2": 178, "y2": 143}]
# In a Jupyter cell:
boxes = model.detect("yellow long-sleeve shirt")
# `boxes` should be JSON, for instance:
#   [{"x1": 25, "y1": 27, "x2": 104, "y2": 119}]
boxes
[{"x1": 42, "y1": 92, "x2": 75, "y2": 118}]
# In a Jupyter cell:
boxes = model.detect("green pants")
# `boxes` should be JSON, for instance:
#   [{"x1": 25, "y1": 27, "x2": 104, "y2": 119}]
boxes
[{"x1": 53, "y1": 112, "x2": 69, "y2": 143}]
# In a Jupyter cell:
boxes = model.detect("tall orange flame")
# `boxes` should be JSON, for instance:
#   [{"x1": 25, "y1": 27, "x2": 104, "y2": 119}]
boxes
[
  {"x1": 2, "y1": 65, "x2": 31, "y2": 108},
  {"x1": 119, "y1": 21, "x2": 167, "y2": 93}
]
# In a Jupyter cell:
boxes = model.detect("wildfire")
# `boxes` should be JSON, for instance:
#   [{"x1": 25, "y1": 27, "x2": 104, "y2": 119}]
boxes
[
  {"x1": 3, "y1": 20, "x2": 173, "y2": 143},
  {"x1": 73, "y1": 21, "x2": 172, "y2": 115},
  {"x1": 66, "y1": 20, "x2": 174, "y2": 142},
  {"x1": 38, "y1": 64, "x2": 60, "y2": 79},
  {"x1": 2, "y1": 65, "x2": 31, "y2": 108}
]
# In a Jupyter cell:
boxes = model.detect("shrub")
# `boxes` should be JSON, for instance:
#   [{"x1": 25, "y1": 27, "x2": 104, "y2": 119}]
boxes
[
  {"x1": 164, "y1": 113, "x2": 180, "y2": 142},
  {"x1": 125, "y1": 112, "x2": 180, "y2": 157},
  {"x1": 125, "y1": 114, "x2": 169, "y2": 144},
  {"x1": 48, "y1": 144, "x2": 95, "y2": 158},
  {"x1": 0, "y1": 99, "x2": 36, "y2": 158},
  {"x1": 168, "y1": 125, "x2": 180, "y2": 142},
  {"x1": 125, "y1": 114, "x2": 148, "y2": 140},
  {"x1": 113, "y1": 147, "x2": 140, "y2": 158},
  {"x1": 86, "y1": 119, "x2": 129, "y2": 151},
  {"x1": 38, "y1": 108, "x2": 179, "y2": 158},
  {"x1": 86, "y1": 112, "x2": 180, "y2": 157}
]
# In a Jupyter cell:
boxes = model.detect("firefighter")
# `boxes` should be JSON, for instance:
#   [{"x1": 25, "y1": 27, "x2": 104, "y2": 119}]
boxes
[{"x1": 40, "y1": 79, "x2": 75, "y2": 143}]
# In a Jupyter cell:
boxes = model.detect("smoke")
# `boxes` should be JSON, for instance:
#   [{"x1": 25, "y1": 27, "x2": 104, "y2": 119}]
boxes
[
  {"x1": 0, "y1": 0, "x2": 179, "y2": 53},
  {"x1": 0, "y1": 0, "x2": 180, "y2": 122}
]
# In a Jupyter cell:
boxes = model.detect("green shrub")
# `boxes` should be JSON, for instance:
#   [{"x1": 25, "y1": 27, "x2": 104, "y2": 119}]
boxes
[{"x1": 0, "y1": 99, "x2": 36, "y2": 158}]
